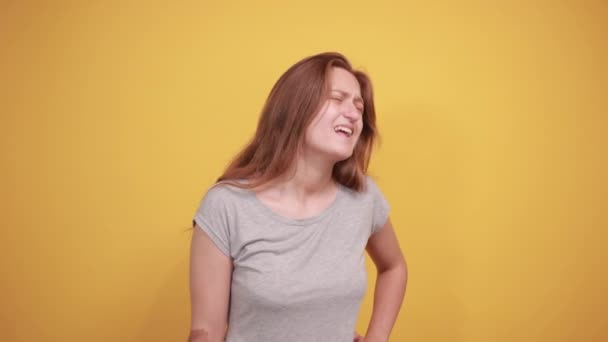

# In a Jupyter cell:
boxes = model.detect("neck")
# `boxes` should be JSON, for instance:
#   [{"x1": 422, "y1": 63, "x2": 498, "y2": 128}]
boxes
[{"x1": 269, "y1": 150, "x2": 336, "y2": 202}]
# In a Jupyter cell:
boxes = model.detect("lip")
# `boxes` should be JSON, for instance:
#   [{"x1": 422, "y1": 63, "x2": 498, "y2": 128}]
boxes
[
  {"x1": 333, "y1": 129, "x2": 354, "y2": 139},
  {"x1": 334, "y1": 124, "x2": 354, "y2": 137},
  {"x1": 334, "y1": 123, "x2": 354, "y2": 131}
]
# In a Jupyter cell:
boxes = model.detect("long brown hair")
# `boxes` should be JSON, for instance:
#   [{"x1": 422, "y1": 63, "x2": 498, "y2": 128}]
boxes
[{"x1": 217, "y1": 52, "x2": 380, "y2": 192}]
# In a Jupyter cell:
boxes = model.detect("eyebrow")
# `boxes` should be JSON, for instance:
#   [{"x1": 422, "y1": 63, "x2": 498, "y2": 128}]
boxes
[{"x1": 331, "y1": 89, "x2": 364, "y2": 106}]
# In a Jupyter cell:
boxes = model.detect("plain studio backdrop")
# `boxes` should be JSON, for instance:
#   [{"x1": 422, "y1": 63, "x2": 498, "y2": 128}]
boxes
[{"x1": 1, "y1": 1, "x2": 606, "y2": 341}]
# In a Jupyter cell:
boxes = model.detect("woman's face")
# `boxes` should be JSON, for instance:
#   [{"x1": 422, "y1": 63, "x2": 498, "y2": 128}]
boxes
[{"x1": 304, "y1": 67, "x2": 364, "y2": 163}]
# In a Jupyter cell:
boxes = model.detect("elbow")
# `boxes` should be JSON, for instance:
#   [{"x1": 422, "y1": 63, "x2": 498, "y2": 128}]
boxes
[
  {"x1": 380, "y1": 256, "x2": 408, "y2": 284},
  {"x1": 378, "y1": 254, "x2": 407, "y2": 275},
  {"x1": 394, "y1": 257, "x2": 408, "y2": 283},
  {"x1": 401, "y1": 258, "x2": 408, "y2": 285}
]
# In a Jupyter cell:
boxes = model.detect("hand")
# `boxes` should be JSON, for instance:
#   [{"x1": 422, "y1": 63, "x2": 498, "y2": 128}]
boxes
[{"x1": 353, "y1": 332, "x2": 365, "y2": 342}]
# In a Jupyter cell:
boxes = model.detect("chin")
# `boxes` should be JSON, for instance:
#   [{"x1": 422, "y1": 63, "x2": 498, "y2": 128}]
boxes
[
  {"x1": 311, "y1": 144, "x2": 354, "y2": 162},
  {"x1": 332, "y1": 150, "x2": 354, "y2": 162}
]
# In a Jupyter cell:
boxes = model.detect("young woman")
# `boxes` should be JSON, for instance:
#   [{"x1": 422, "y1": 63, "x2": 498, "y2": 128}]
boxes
[{"x1": 189, "y1": 52, "x2": 407, "y2": 342}]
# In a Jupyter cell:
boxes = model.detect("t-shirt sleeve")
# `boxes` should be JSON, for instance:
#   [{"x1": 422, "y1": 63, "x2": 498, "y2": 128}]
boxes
[
  {"x1": 192, "y1": 185, "x2": 232, "y2": 257},
  {"x1": 368, "y1": 176, "x2": 391, "y2": 235}
]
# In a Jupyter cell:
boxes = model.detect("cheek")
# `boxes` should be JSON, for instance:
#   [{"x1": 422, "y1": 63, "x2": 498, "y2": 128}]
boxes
[
  {"x1": 356, "y1": 124, "x2": 364, "y2": 138},
  {"x1": 304, "y1": 122, "x2": 325, "y2": 145}
]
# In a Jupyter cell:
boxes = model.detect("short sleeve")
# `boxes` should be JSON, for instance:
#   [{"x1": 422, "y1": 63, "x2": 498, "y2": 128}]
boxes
[
  {"x1": 367, "y1": 176, "x2": 390, "y2": 235},
  {"x1": 192, "y1": 185, "x2": 232, "y2": 257}
]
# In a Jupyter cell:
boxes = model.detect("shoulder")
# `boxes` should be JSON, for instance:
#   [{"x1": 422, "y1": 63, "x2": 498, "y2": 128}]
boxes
[
  {"x1": 206, "y1": 181, "x2": 242, "y2": 196},
  {"x1": 364, "y1": 174, "x2": 383, "y2": 195},
  {"x1": 199, "y1": 180, "x2": 251, "y2": 208},
  {"x1": 363, "y1": 175, "x2": 390, "y2": 207},
  {"x1": 340, "y1": 175, "x2": 383, "y2": 201}
]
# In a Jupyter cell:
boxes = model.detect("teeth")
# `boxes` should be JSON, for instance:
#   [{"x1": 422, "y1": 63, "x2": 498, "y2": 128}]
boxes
[{"x1": 334, "y1": 125, "x2": 353, "y2": 136}]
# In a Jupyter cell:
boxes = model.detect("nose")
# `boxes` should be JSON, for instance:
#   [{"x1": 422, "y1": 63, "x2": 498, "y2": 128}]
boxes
[{"x1": 342, "y1": 102, "x2": 362, "y2": 122}]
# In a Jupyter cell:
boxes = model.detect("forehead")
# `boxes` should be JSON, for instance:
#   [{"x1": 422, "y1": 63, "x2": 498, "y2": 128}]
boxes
[{"x1": 328, "y1": 67, "x2": 361, "y2": 95}]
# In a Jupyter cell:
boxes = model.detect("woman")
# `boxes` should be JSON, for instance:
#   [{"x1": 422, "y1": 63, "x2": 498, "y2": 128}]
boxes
[{"x1": 189, "y1": 52, "x2": 407, "y2": 342}]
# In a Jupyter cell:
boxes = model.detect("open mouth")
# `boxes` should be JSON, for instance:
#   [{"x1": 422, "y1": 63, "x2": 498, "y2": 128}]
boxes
[{"x1": 334, "y1": 125, "x2": 353, "y2": 137}]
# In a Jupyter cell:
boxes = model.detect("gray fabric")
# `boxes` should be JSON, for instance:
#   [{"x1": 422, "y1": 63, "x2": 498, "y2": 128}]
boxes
[{"x1": 192, "y1": 175, "x2": 390, "y2": 342}]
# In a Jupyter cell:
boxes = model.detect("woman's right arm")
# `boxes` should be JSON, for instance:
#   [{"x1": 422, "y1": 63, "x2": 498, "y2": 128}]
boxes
[{"x1": 188, "y1": 224, "x2": 233, "y2": 342}]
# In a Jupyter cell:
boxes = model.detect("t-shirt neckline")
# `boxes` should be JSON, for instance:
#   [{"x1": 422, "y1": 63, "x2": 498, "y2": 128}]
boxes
[{"x1": 246, "y1": 182, "x2": 344, "y2": 226}]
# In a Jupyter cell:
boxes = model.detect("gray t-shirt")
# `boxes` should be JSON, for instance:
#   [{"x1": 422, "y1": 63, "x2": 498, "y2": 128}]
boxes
[{"x1": 192, "y1": 175, "x2": 390, "y2": 342}]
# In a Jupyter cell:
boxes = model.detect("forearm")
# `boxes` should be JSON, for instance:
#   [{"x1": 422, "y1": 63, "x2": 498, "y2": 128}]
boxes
[{"x1": 365, "y1": 261, "x2": 408, "y2": 341}]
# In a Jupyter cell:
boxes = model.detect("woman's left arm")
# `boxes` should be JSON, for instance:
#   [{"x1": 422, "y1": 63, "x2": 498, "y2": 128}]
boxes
[{"x1": 364, "y1": 217, "x2": 408, "y2": 342}]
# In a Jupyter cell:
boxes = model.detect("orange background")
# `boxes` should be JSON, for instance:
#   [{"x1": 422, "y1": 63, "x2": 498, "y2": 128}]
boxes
[{"x1": 1, "y1": 1, "x2": 607, "y2": 341}]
